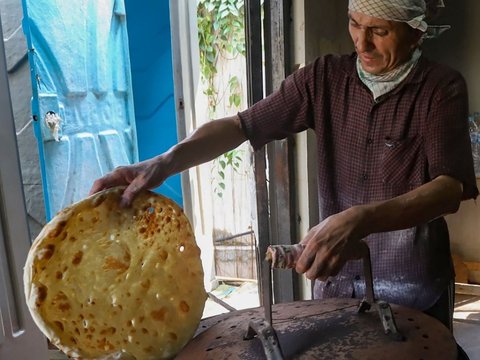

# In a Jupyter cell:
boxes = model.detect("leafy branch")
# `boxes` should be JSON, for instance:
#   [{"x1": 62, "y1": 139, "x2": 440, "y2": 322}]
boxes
[
  {"x1": 197, "y1": 0, "x2": 247, "y2": 197},
  {"x1": 197, "y1": 0, "x2": 245, "y2": 115},
  {"x1": 211, "y1": 149, "x2": 244, "y2": 198}
]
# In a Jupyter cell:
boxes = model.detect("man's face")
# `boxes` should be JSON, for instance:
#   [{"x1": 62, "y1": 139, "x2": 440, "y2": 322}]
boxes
[{"x1": 348, "y1": 11, "x2": 421, "y2": 75}]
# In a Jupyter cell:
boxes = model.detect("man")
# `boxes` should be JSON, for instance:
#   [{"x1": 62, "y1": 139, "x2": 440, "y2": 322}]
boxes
[{"x1": 90, "y1": 0, "x2": 477, "y2": 337}]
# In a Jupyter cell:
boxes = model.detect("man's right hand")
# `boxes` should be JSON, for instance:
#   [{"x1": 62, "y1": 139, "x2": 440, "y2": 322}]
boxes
[
  {"x1": 295, "y1": 207, "x2": 369, "y2": 281},
  {"x1": 89, "y1": 156, "x2": 170, "y2": 207}
]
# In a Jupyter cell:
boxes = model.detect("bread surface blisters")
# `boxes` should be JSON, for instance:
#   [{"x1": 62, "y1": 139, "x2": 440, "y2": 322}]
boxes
[{"x1": 24, "y1": 187, "x2": 206, "y2": 360}]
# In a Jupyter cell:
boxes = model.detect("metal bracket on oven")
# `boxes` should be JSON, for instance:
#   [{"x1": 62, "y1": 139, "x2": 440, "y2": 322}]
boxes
[
  {"x1": 357, "y1": 245, "x2": 405, "y2": 342},
  {"x1": 244, "y1": 319, "x2": 285, "y2": 360}
]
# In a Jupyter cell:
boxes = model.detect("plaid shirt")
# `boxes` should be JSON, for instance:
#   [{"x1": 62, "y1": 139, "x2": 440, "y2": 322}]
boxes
[{"x1": 239, "y1": 53, "x2": 479, "y2": 310}]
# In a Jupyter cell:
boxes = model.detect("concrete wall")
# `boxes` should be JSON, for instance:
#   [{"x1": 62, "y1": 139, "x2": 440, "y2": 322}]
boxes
[
  {"x1": 1, "y1": 0, "x2": 45, "y2": 241},
  {"x1": 303, "y1": 0, "x2": 352, "y2": 63}
]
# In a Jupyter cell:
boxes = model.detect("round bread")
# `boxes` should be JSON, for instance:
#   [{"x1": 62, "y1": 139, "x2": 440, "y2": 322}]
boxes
[{"x1": 24, "y1": 187, "x2": 206, "y2": 359}]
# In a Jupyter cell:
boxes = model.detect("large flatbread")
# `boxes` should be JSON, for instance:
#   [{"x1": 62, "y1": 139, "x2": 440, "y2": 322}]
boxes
[{"x1": 24, "y1": 187, "x2": 206, "y2": 359}]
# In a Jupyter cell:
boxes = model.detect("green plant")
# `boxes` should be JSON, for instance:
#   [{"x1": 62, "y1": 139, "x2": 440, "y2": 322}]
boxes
[
  {"x1": 197, "y1": 0, "x2": 246, "y2": 197},
  {"x1": 197, "y1": 0, "x2": 246, "y2": 115},
  {"x1": 228, "y1": 75, "x2": 242, "y2": 108},
  {"x1": 212, "y1": 149, "x2": 244, "y2": 198}
]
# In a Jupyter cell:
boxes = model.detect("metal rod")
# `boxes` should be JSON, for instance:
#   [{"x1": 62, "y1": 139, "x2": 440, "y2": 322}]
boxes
[
  {"x1": 244, "y1": 0, "x2": 264, "y2": 105},
  {"x1": 245, "y1": 0, "x2": 271, "y2": 312},
  {"x1": 362, "y1": 246, "x2": 375, "y2": 303},
  {"x1": 213, "y1": 230, "x2": 254, "y2": 243},
  {"x1": 214, "y1": 276, "x2": 258, "y2": 283},
  {"x1": 262, "y1": 260, "x2": 273, "y2": 325},
  {"x1": 264, "y1": 0, "x2": 298, "y2": 303},
  {"x1": 207, "y1": 292, "x2": 237, "y2": 312},
  {"x1": 358, "y1": 242, "x2": 404, "y2": 340}
]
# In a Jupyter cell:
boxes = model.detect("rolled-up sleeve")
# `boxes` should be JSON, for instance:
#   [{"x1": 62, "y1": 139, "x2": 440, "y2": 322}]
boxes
[{"x1": 238, "y1": 61, "x2": 318, "y2": 150}]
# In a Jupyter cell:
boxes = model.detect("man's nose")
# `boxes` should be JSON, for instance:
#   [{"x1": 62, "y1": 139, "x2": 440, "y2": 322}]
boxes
[{"x1": 356, "y1": 31, "x2": 373, "y2": 52}]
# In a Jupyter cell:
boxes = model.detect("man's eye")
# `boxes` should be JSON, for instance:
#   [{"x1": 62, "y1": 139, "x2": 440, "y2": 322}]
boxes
[{"x1": 372, "y1": 28, "x2": 388, "y2": 36}]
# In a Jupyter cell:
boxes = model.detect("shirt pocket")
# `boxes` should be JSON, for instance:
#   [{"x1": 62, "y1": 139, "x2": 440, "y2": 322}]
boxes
[{"x1": 381, "y1": 135, "x2": 425, "y2": 190}]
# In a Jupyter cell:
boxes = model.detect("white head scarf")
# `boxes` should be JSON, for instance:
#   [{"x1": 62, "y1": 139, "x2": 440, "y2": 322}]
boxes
[{"x1": 348, "y1": 0, "x2": 428, "y2": 32}]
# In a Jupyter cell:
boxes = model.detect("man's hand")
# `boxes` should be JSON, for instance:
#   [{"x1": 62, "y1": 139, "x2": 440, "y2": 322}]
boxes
[
  {"x1": 89, "y1": 156, "x2": 170, "y2": 207},
  {"x1": 295, "y1": 206, "x2": 368, "y2": 280}
]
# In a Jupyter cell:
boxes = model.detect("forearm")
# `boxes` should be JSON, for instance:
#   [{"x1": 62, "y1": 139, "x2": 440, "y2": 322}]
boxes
[
  {"x1": 356, "y1": 175, "x2": 463, "y2": 237},
  {"x1": 158, "y1": 115, "x2": 247, "y2": 176},
  {"x1": 296, "y1": 176, "x2": 464, "y2": 279}
]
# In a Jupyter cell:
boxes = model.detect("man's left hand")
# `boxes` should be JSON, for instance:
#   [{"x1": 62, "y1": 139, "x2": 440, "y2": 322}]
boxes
[{"x1": 295, "y1": 206, "x2": 369, "y2": 280}]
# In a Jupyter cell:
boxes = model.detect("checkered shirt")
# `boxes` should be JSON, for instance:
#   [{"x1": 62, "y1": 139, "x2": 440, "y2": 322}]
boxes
[{"x1": 238, "y1": 54, "x2": 478, "y2": 310}]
